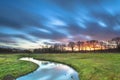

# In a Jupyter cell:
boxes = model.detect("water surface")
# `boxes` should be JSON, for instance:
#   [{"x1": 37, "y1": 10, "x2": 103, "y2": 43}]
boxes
[{"x1": 16, "y1": 58, "x2": 79, "y2": 80}]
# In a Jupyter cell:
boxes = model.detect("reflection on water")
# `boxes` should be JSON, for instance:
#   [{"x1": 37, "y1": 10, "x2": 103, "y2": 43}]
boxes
[{"x1": 16, "y1": 58, "x2": 79, "y2": 80}]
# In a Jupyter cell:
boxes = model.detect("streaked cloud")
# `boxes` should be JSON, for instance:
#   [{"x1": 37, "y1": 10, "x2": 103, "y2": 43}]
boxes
[{"x1": 0, "y1": 0, "x2": 120, "y2": 48}]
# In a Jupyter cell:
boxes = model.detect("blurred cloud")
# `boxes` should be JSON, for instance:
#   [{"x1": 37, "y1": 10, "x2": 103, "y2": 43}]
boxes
[{"x1": 0, "y1": 0, "x2": 120, "y2": 48}]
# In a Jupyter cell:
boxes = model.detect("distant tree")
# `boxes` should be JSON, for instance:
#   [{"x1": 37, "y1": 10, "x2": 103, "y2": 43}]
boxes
[
  {"x1": 90, "y1": 40, "x2": 98, "y2": 51},
  {"x1": 77, "y1": 41, "x2": 84, "y2": 51},
  {"x1": 77, "y1": 41, "x2": 82, "y2": 52},
  {"x1": 68, "y1": 42, "x2": 75, "y2": 52},
  {"x1": 104, "y1": 41, "x2": 108, "y2": 49},
  {"x1": 53, "y1": 43, "x2": 61, "y2": 52},
  {"x1": 86, "y1": 41, "x2": 91, "y2": 51},
  {"x1": 60, "y1": 44, "x2": 66, "y2": 52},
  {"x1": 83, "y1": 42, "x2": 86, "y2": 51},
  {"x1": 99, "y1": 41, "x2": 104, "y2": 51},
  {"x1": 107, "y1": 40, "x2": 112, "y2": 49},
  {"x1": 112, "y1": 37, "x2": 120, "y2": 49},
  {"x1": 80, "y1": 42, "x2": 84, "y2": 51}
]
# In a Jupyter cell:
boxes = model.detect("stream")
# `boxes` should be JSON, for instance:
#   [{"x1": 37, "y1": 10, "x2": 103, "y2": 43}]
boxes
[{"x1": 16, "y1": 57, "x2": 79, "y2": 80}]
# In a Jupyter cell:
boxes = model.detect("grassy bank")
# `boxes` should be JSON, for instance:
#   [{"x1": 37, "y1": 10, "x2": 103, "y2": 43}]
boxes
[
  {"x1": 0, "y1": 54, "x2": 38, "y2": 80},
  {"x1": 0, "y1": 53, "x2": 120, "y2": 80}
]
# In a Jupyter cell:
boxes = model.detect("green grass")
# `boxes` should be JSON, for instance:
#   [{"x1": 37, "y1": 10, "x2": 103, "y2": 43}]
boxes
[
  {"x1": 0, "y1": 53, "x2": 120, "y2": 80},
  {"x1": 0, "y1": 54, "x2": 38, "y2": 80}
]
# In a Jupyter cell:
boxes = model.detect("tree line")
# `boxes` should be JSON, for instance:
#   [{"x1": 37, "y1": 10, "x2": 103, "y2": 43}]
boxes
[
  {"x1": 34, "y1": 37, "x2": 120, "y2": 53},
  {"x1": 0, "y1": 37, "x2": 120, "y2": 53}
]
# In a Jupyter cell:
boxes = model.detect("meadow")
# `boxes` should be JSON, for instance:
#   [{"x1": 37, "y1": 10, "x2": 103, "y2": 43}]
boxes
[{"x1": 0, "y1": 53, "x2": 120, "y2": 80}]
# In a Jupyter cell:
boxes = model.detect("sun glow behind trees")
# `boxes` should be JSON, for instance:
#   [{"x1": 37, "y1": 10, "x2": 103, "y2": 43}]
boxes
[
  {"x1": 33, "y1": 39, "x2": 117, "y2": 52},
  {"x1": 65, "y1": 42, "x2": 104, "y2": 51},
  {"x1": 59, "y1": 40, "x2": 117, "y2": 51},
  {"x1": 24, "y1": 37, "x2": 119, "y2": 52}
]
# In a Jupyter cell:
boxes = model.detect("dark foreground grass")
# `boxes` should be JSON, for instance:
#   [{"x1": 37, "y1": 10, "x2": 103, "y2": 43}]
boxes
[{"x1": 0, "y1": 53, "x2": 120, "y2": 80}]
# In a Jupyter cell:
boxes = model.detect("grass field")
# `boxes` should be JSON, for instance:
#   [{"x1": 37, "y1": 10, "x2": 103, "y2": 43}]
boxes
[{"x1": 0, "y1": 53, "x2": 120, "y2": 80}]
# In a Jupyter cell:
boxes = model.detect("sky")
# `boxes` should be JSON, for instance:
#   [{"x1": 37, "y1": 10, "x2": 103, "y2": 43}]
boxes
[{"x1": 0, "y1": 0, "x2": 120, "y2": 49}]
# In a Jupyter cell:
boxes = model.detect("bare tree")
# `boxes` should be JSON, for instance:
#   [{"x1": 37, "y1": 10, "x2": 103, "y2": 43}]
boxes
[
  {"x1": 81, "y1": 42, "x2": 84, "y2": 51},
  {"x1": 77, "y1": 41, "x2": 84, "y2": 51},
  {"x1": 99, "y1": 41, "x2": 104, "y2": 51},
  {"x1": 60, "y1": 44, "x2": 66, "y2": 52},
  {"x1": 77, "y1": 41, "x2": 81, "y2": 52},
  {"x1": 68, "y1": 42, "x2": 75, "y2": 52},
  {"x1": 84, "y1": 41, "x2": 87, "y2": 51},
  {"x1": 112, "y1": 37, "x2": 120, "y2": 49},
  {"x1": 90, "y1": 40, "x2": 98, "y2": 51},
  {"x1": 86, "y1": 41, "x2": 92, "y2": 51},
  {"x1": 54, "y1": 44, "x2": 60, "y2": 52}
]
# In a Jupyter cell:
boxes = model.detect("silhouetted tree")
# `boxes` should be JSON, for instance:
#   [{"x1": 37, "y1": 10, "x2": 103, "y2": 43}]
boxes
[
  {"x1": 81, "y1": 42, "x2": 84, "y2": 51},
  {"x1": 68, "y1": 42, "x2": 75, "y2": 52},
  {"x1": 90, "y1": 40, "x2": 98, "y2": 51},
  {"x1": 112, "y1": 37, "x2": 120, "y2": 49},
  {"x1": 77, "y1": 41, "x2": 84, "y2": 51},
  {"x1": 60, "y1": 44, "x2": 66, "y2": 52},
  {"x1": 84, "y1": 42, "x2": 87, "y2": 51},
  {"x1": 86, "y1": 41, "x2": 91, "y2": 51},
  {"x1": 107, "y1": 40, "x2": 112, "y2": 49},
  {"x1": 99, "y1": 41, "x2": 104, "y2": 51},
  {"x1": 77, "y1": 41, "x2": 82, "y2": 52},
  {"x1": 53, "y1": 44, "x2": 60, "y2": 52}
]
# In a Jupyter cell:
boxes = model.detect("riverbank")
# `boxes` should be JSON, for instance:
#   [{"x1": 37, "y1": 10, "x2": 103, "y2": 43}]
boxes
[
  {"x1": 0, "y1": 54, "x2": 38, "y2": 80},
  {"x1": 0, "y1": 53, "x2": 120, "y2": 80}
]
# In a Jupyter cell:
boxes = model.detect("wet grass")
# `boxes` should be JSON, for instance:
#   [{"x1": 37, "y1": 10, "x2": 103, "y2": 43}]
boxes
[{"x1": 0, "y1": 53, "x2": 120, "y2": 80}]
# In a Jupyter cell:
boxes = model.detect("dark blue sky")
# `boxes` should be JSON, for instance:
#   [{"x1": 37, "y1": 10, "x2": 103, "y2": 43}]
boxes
[{"x1": 0, "y1": 0, "x2": 120, "y2": 49}]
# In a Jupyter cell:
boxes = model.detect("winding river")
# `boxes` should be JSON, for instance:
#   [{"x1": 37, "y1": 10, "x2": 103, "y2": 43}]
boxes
[{"x1": 16, "y1": 58, "x2": 79, "y2": 80}]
